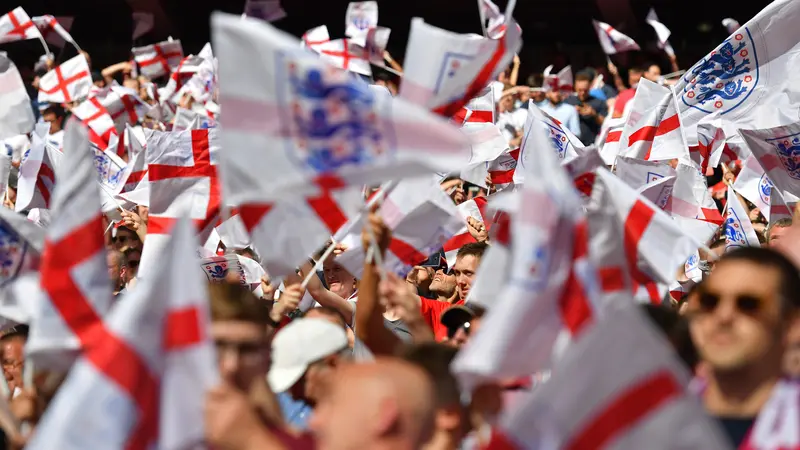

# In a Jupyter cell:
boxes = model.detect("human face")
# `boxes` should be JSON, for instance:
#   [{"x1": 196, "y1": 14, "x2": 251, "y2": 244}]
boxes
[
  {"x1": 628, "y1": 70, "x2": 643, "y2": 87},
  {"x1": 212, "y1": 321, "x2": 268, "y2": 391},
  {"x1": 310, "y1": 370, "x2": 372, "y2": 450},
  {"x1": 113, "y1": 228, "x2": 138, "y2": 251},
  {"x1": 107, "y1": 252, "x2": 121, "y2": 288},
  {"x1": 125, "y1": 250, "x2": 141, "y2": 280},
  {"x1": 688, "y1": 260, "x2": 784, "y2": 373},
  {"x1": 42, "y1": 111, "x2": 63, "y2": 134},
  {"x1": 2, "y1": 338, "x2": 24, "y2": 395},
  {"x1": 644, "y1": 65, "x2": 661, "y2": 82},
  {"x1": 323, "y1": 261, "x2": 356, "y2": 299},
  {"x1": 531, "y1": 90, "x2": 545, "y2": 103},
  {"x1": 784, "y1": 321, "x2": 800, "y2": 377},
  {"x1": 453, "y1": 254, "x2": 480, "y2": 300},
  {"x1": 429, "y1": 267, "x2": 456, "y2": 298},
  {"x1": 574, "y1": 80, "x2": 590, "y2": 101},
  {"x1": 546, "y1": 90, "x2": 562, "y2": 105},
  {"x1": 769, "y1": 225, "x2": 791, "y2": 247},
  {"x1": 499, "y1": 94, "x2": 514, "y2": 113}
]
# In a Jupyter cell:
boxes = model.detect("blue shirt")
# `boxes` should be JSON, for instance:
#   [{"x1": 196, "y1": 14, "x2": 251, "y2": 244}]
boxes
[
  {"x1": 538, "y1": 101, "x2": 581, "y2": 137},
  {"x1": 277, "y1": 392, "x2": 313, "y2": 431}
]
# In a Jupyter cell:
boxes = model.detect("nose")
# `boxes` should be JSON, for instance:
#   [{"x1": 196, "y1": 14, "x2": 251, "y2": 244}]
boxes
[{"x1": 218, "y1": 347, "x2": 241, "y2": 382}]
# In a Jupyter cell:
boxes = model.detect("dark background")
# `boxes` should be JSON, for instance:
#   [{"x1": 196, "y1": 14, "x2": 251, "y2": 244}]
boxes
[{"x1": 2, "y1": 0, "x2": 772, "y2": 80}]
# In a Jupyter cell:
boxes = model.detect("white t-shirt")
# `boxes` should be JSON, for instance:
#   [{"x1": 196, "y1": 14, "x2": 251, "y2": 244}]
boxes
[{"x1": 496, "y1": 108, "x2": 527, "y2": 143}]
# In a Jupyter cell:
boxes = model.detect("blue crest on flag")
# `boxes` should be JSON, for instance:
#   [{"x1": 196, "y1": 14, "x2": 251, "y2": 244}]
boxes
[
  {"x1": 646, "y1": 172, "x2": 664, "y2": 184},
  {"x1": 758, "y1": 173, "x2": 773, "y2": 204},
  {"x1": 434, "y1": 52, "x2": 475, "y2": 95},
  {"x1": 277, "y1": 53, "x2": 397, "y2": 174},
  {"x1": 766, "y1": 133, "x2": 800, "y2": 181},
  {"x1": 681, "y1": 28, "x2": 758, "y2": 115},
  {"x1": 724, "y1": 208, "x2": 747, "y2": 249},
  {"x1": 686, "y1": 253, "x2": 699, "y2": 268},
  {"x1": 0, "y1": 222, "x2": 27, "y2": 288},
  {"x1": 545, "y1": 123, "x2": 570, "y2": 160}
]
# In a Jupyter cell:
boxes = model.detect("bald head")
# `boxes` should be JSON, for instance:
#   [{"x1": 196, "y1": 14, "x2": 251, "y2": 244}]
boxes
[{"x1": 311, "y1": 358, "x2": 435, "y2": 450}]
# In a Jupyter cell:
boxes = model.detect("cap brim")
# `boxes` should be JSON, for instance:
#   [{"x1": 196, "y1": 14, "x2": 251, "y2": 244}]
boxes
[
  {"x1": 440, "y1": 305, "x2": 475, "y2": 330},
  {"x1": 267, "y1": 364, "x2": 308, "y2": 393}
]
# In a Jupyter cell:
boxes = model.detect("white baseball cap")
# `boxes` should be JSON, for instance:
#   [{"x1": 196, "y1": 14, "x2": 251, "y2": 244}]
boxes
[{"x1": 268, "y1": 317, "x2": 349, "y2": 393}]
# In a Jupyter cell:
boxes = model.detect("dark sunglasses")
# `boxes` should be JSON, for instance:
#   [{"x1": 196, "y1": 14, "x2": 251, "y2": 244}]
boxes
[{"x1": 696, "y1": 292, "x2": 762, "y2": 315}]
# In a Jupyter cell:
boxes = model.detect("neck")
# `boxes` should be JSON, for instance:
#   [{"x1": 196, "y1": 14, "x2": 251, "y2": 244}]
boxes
[
  {"x1": 704, "y1": 360, "x2": 782, "y2": 417},
  {"x1": 436, "y1": 291, "x2": 459, "y2": 304},
  {"x1": 421, "y1": 430, "x2": 459, "y2": 450}
]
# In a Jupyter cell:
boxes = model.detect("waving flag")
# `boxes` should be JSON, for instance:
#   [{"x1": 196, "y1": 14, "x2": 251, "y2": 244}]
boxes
[
  {"x1": 71, "y1": 96, "x2": 118, "y2": 151},
  {"x1": 770, "y1": 190, "x2": 799, "y2": 222},
  {"x1": 478, "y1": 0, "x2": 507, "y2": 39},
  {"x1": 400, "y1": 8, "x2": 522, "y2": 118},
  {"x1": 0, "y1": 206, "x2": 44, "y2": 289},
  {"x1": 313, "y1": 38, "x2": 372, "y2": 76},
  {"x1": 542, "y1": 65, "x2": 574, "y2": 95},
  {"x1": 0, "y1": 7, "x2": 41, "y2": 44},
  {"x1": 345, "y1": 1, "x2": 378, "y2": 38},
  {"x1": 618, "y1": 79, "x2": 686, "y2": 162},
  {"x1": 486, "y1": 305, "x2": 730, "y2": 449},
  {"x1": 645, "y1": 9, "x2": 675, "y2": 57},
  {"x1": 15, "y1": 125, "x2": 61, "y2": 212},
  {"x1": 0, "y1": 52, "x2": 35, "y2": 140},
  {"x1": 26, "y1": 121, "x2": 113, "y2": 372},
  {"x1": 302, "y1": 25, "x2": 330, "y2": 50},
  {"x1": 37, "y1": 54, "x2": 92, "y2": 104},
  {"x1": 733, "y1": 154, "x2": 773, "y2": 221},
  {"x1": 722, "y1": 18, "x2": 741, "y2": 35},
  {"x1": 211, "y1": 13, "x2": 470, "y2": 203},
  {"x1": 133, "y1": 39, "x2": 184, "y2": 80},
  {"x1": 28, "y1": 217, "x2": 218, "y2": 450},
  {"x1": 516, "y1": 103, "x2": 583, "y2": 185},
  {"x1": 725, "y1": 185, "x2": 760, "y2": 251},
  {"x1": 614, "y1": 156, "x2": 676, "y2": 191},
  {"x1": 592, "y1": 20, "x2": 640, "y2": 55},
  {"x1": 739, "y1": 120, "x2": 800, "y2": 204},
  {"x1": 675, "y1": 0, "x2": 800, "y2": 129},
  {"x1": 442, "y1": 196, "x2": 491, "y2": 266},
  {"x1": 32, "y1": 15, "x2": 76, "y2": 50}
]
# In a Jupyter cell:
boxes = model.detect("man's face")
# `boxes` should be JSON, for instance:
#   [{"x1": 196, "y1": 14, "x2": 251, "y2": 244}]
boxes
[
  {"x1": 2, "y1": 337, "x2": 24, "y2": 395},
  {"x1": 107, "y1": 252, "x2": 122, "y2": 288},
  {"x1": 546, "y1": 90, "x2": 562, "y2": 104},
  {"x1": 42, "y1": 111, "x2": 62, "y2": 134},
  {"x1": 644, "y1": 65, "x2": 661, "y2": 82},
  {"x1": 323, "y1": 261, "x2": 356, "y2": 300},
  {"x1": 499, "y1": 95, "x2": 514, "y2": 112},
  {"x1": 688, "y1": 260, "x2": 785, "y2": 373},
  {"x1": 429, "y1": 267, "x2": 456, "y2": 298},
  {"x1": 125, "y1": 250, "x2": 141, "y2": 281},
  {"x1": 628, "y1": 70, "x2": 643, "y2": 87},
  {"x1": 291, "y1": 358, "x2": 338, "y2": 406},
  {"x1": 574, "y1": 80, "x2": 590, "y2": 101},
  {"x1": 531, "y1": 90, "x2": 545, "y2": 103},
  {"x1": 769, "y1": 225, "x2": 791, "y2": 247},
  {"x1": 212, "y1": 321, "x2": 268, "y2": 392},
  {"x1": 113, "y1": 228, "x2": 139, "y2": 251},
  {"x1": 310, "y1": 370, "x2": 372, "y2": 450},
  {"x1": 453, "y1": 254, "x2": 480, "y2": 300}
]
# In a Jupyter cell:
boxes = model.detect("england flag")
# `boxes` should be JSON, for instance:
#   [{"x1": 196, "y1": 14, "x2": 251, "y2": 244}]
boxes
[{"x1": 592, "y1": 20, "x2": 640, "y2": 55}]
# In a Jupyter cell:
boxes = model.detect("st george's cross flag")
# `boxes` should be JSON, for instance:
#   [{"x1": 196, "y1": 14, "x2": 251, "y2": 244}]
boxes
[
  {"x1": 400, "y1": 7, "x2": 522, "y2": 118},
  {"x1": 592, "y1": 20, "x2": 640, "y2": 55},
  {"x1": 0, "y1": 205, "x2": 44, "y2": 289},
  {"x1": 344, "y1": 1, "x2": 378, "y2": 38},
  {"x1": 674, "y1": 0, "x2": 800, "y2": 130},
  {"x1": 32, "y1": 15, "x2": 77, "y2": 49},
  {"x1": 0, "y1": 7, "x2": 42, "y2": 44},
  {"x1": 37, "y1": 54, "x2": 92, "y2": 104},
  {"x1": 617, "y1": 79, "x2": 686, "y2": 162},
  {"x1": 136, "y1": 128, "x2": 220, "y2": 280},
  {"x1": 27, "y1": 216, "x2": 218, "y2": 450},
  {"x1": 770, "y1": 189, "x2": 799, "y2": 222},
  {"x1": 0, "y1": 52, "x2": 35, "y2": 140},
  {"x1": 613, "y1": 156, "x2": 676, "y2": 191},
  {"x1": 484, "y1": 305, "x2": 730, "y2": 450},
  {"x1": 542, "y1": 65, "x2": 574, "y2": 95},
  {"x1": 211, "y1": 12, "x2": 471, "y2": 202},
  {"x1": 739, "y1": 120, "x2": 800, "y2": 203},
  {"x1": 15, "y1": 124, "x2": 61, "y2": 213},
  {"x1": 71, "y1": 96, "x2": 119, "y2": 151},
  {"x1": 645, "y1": 9, "x2": 675, "y2": 57},
  {"x1": 25, "y1": 121, "x2": 114, "y2": 372},
  {"x1": 733, "y1": 154, "x2": 774, "y2": 221},
  {"x1": 724, "y1": 185, "x2": 761, "y2": 252},
  {"x1": 514, "y1": 103, "x2": 583, "y2": 185},
  {"x1": 133, "y1": 39, "x2": 184, "y2": 80},
  {"x1": 302, "y1": 25, "x2": 330, "y2": 50}
]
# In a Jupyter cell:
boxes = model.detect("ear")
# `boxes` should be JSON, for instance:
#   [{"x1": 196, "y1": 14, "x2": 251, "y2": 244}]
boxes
[{"x1": 374, "y1": 397, "x2": 400, "y2": 436}]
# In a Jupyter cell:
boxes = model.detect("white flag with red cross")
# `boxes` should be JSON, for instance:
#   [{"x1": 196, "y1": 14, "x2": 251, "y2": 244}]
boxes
[
  {"x1": 302, "y1": 25, "x2": 330, "y2": 50},
  {"x1": 97, "y1": 86, "x2": 148, "y2": 133},
  {"x1": 15, "y1": 125, "x2": 61, "y2": 213},
  {"x1": 614, "y1": 156, "x2": 676, "y2": 191},
  {"x1": 0, "y1": 7, "x2": 41, "y2": 44},
  {"x1": 37, "y1": 54, "x2": 92, "y2": 104},
  {"x1": 733, "y1": 153, "x2": 773, "y2": 221},
  {"x1": 770, "y1": 189, "x2": 799, "y2": 222},
  {"x1": 452, "y1": 103, "x2": 601, "y2": 385},
  {"x1": 514, "y1": 103, "x2": 583, "y2": 185},
  {"x1": 739, "y1": 120, "x2": 800, "y2": 203},
  {"x1": 618, "y1": 79, "x2": 686, "y2": 162},
  {"x1": 669, "y1": 163, "x2": 724, "y2": 230},
  {"x1": 464, "y1": 207, "x2": 511, "y2": 309},
  {"x1": 488, "y1": 148, "x2": 519, "y2": 192},
  {"x1": 442, "y1": 196, "x2": 491, "y2": 267},
  {"x1": 133, "y1": 39, "x2": 184, "y2": 80},
  {"x1": 596, "y1": 116, "x2": 624, "y2": 165},
  {"x1": 688, "y1": 118, "x2": 738, "y2": 174},
  {"x1": 400, "y1": 9, "x2": 521, "y2": 119},
  {"x1": 562, "y1": 145, "x2": 605, "y2": 200},
  {"x1": 313, "y1": 38, "x2": 371, "y2": 76},
  {"x1": 345, "y1": 1, "x2": 378, "y2": 38},
  {"x1": 211, "y1": 12, "x2": 471, "y2": 202},
  {"x1": 484, "y1": 305, "x2": 730, "y2": 450},
  {"x1": 159, "y1": 43, "x2": 217, "y2": 105},
  {"x1": 334, "y1": 176, "x2": 464, "y2": 278},
  {"x1": 0, "y1": 206, "x2": 44, "y2": 291},
  {"x1": 28, "y1": 216, "x2": 218, "y2": 450},
  {"x1": 592, "y1": 20, "x2": 640, "y2": 55},
  {"x1": 675, "y1": 0, "x2": 800, "y2": 130},
  {"x1": 542, "y1": 65, "x2": 574, "y2": 95},
  {"x1": 32, "y1": 15, "x2": 76, "y2": 49},
  {"x1": 137, "y1": 128, "x2": 220, "y2": 280},
  {"x1": 0, "y1": 52, "x2": 35, "y2": 140},
  {"x1": 478, "y1": 0, "x2": 507, "y2": 39},
  {"x1": 71, "y1": 96, "x2": 118, "y2": 151},
  {"x1": 25, "y1": 121, "x2": 113, "y2": 372},
  {"x1": 646, "y1": 9, "x2": 675, "y2": 57}
]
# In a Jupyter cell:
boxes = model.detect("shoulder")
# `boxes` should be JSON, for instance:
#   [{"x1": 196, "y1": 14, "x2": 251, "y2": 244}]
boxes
[{"x1": 563, "y1": 96, "x2": 579, "y2": 105}]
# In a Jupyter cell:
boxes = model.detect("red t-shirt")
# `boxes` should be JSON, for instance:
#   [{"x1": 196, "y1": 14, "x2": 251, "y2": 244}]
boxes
[
  {"x1": 612, "y1": 87, "x2": 636, "y2": 118},
  {"x1": 419, "y1": 296, "x2": 464, "y2": 341}
]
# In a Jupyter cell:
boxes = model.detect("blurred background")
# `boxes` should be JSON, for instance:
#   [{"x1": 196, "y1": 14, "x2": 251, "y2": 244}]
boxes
[{"x1": 1, "y1": 0, "x2": 772, "y2": 77}]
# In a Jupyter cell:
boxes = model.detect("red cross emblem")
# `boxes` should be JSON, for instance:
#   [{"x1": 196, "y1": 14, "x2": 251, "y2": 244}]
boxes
[
  {"x1": 4, "y1": 9, "x2": 35, "y2": 40},
  {"x1": 138, "y1": 43, "x2": 182, "y2": 77},
  {"x1": 39, "y1": 64, "x2": 89, "y2": 102}
]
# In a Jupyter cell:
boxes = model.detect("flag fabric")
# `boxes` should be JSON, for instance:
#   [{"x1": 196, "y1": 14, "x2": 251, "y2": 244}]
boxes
[
  {"x1": 722, "y1": 18, "x2": 741, "y2": 35},
  {"x1": 400, "y1": 11, "x2": 522, "y2": 118},
  {"x1": 211, "y1": 12, "x2": 471, "y2": 202},
  {"x1": 592, "y1": 20, "x2": 640, "y2": 55},
  {"x1": 485, "y1": 305, "x2": 730, "y2": 450},
  {"x1": 0, "y1": 52, "x2": 35, "y2": 140},
  {"x1": 515, "y1": 103, "x2": 583, "y2": 186},
  {"x1": 489, "y1": 148, "x2": 519, "y2": 191},
  {"x1": 15, "y1": 125, "x2": 61, "y2": 212},
  {"x1": 25, "y1": 121, "x2": 113, "y2": 372},
  {"x1": 478, "y1": 0, "x2": 507, "y2": 39},
  {"x1": 28, "y1": 216, "x2": 218, "y2": 450},
  {"x1": 452, "y1": 99, "x2": 599, "y2": 385},
  {"x1": 739, "y1": 120, "x2": 800, "y2": 203},
  {"x1": 137, "y1": 129, "x2": 220, "y2": 280},
  {"x1": 32, "y1": 15, "x2": 76, "y2": 49},
  {"x1": 542, "y1": 65, "x2": 574, "y2": 95},
  {"x1": 345, "y1": 1, "x2": 378, "y2": 38},
  {"x1": 614, "y1": 156, "x2": 676, "y2": 190},
  {"x1": 645, "y1": 9, "x2": 675, "y2": 57},
  {"x1": 37, "y1": 54, "x2": 92, "y2": 104},
  {"x1": 302, "y1": 25, "x2": 330, "y2": 50},
  {"x1": 562, "y1": 146, "x2": 605, "y2": 199},
  {"x1": 313, "y1": 38, "x2": 371, "y2": 76},
  {"x1": 133, "y1": 39, "x2": 184, "y2": 80},
  {"x1": 618, "y1": 79, "x2": 686, "y2": 162},
  {"x1": 733, "y1": 154, "x2": 773, "y2": 221},
  {"x1": 675, "y1": 0, "x2": 800, "y2": 129},
  {"x1": 770, "y1": 190, "x2": 799, "y2": 222},
  {"x1": 596, "y1": 116, "x2": 625, "y2": 164},
  {"x1": 725, "y1": 185, "x2": 760, "y2": 251},
  {"x1": 0, "y1": 7, "x2": 41, "y2": 44},
  {"x1": 689, "y1": 119, "x2": 738, "y2": 173},
  {"x1": 442, "y1": 196, "x2": 491, "y2": 267},
  {"x1": 0, "y1": 206, "x2": 44, "y2": 289},
  {"x1": 638, "y1": 175, "x2": 676, "y2": 212},
  {"x1": 71, "y1": 96, "x2": 119, "y2": 151},
  {"x1": 464, "y1": 205, "x2": 511, "y2": 308}
]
